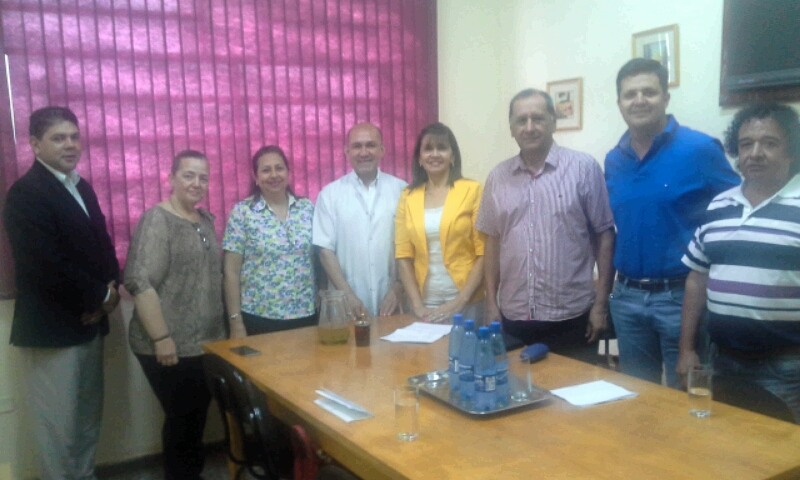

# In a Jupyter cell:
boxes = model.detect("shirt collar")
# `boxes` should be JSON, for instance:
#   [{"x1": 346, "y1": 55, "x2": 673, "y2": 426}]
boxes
[
  {"x1": 511, "y1": 142, "x2": 561, "y2": 176},
  {"x1": 250, "y1": 192, "x2": 297, "y2": 212},
  {"x1": 726, "y1": 173, "x2": 800, "y2": 206},
  {"x1": 36, "y1": 157, "x2": 81, "y2": 186},
  {"x1": 349, "y1": 169, "x2": 382, "y2": 188},
  {"x1": 617, "y1": 114, "x2": 679, "y2": 156}
]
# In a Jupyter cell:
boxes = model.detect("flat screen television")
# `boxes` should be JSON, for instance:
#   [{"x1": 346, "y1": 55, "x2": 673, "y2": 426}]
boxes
[{"x1": 721, "y1": 0, "x2": 800, "y2": 92}]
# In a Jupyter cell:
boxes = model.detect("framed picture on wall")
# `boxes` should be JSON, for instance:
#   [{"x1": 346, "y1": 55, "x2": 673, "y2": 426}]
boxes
[
  {"x1": 546, "y1": 77, "x2": 583, "y2": 131},
  {"x1": 632, "y1": 24, "x2": 680, "y2": 87}
]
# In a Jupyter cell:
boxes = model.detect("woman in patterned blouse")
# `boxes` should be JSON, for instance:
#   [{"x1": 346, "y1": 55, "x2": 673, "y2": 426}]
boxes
[
  {"x1": 223, "y1": 145, "x2": 318, "y2": 335},
  {"x1": 125, "y1": 150, "x2": 226, "y2": 479}
]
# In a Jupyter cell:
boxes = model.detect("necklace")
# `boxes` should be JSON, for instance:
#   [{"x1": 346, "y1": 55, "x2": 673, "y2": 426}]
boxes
[
  {"x1": 168, "y1": 197, "x2": 209, "y2": 250},
  {"x1": 168, "y1": 197, "x2": 197, "y2": 222}
]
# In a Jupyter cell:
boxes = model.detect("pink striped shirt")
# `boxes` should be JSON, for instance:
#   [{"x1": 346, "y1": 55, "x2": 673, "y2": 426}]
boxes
[{"x1": 476, "y1": 144, "x2": 614, "y2": 321}]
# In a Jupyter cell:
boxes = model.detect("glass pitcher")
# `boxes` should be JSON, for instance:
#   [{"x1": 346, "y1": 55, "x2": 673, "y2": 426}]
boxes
[{"x1": 317, "y1": 290, "x2": 351, "y2": 345}]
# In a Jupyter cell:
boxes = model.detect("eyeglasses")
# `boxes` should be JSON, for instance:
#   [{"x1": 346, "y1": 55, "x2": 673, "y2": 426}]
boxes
[{"x1": 195, "y1": 224, "x2": 210, "y2": 250}]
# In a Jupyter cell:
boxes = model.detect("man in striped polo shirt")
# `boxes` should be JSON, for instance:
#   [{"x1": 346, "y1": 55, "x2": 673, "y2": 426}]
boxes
[
  {"x1": 678, "y1": 103, "x2": 800, "y2": 423},
  {"x1": 477, "y1": 88, "x2": 616, "y2": 364}
]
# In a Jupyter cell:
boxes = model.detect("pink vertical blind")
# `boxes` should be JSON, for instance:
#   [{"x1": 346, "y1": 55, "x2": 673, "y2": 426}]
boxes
[{"x1": 0, "y1": 0, "x2": 438, "y2": 295}]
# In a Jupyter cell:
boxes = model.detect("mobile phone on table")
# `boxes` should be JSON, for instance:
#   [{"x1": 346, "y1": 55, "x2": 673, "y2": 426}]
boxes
[{"x1": 230, "y1": 345, "x2": 261, "y2": 357}]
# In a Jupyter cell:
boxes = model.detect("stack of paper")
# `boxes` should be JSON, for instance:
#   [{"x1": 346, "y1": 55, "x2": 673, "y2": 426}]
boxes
[
  {"x1": 550, "y1": 380, "x2": 638, "y2": 407},
  {"x1": 314, "y1": 389, "x2": 373, "y2": 423},
  {"x1": 380, "y1": 322, "x2": 452, "y2": 344}
]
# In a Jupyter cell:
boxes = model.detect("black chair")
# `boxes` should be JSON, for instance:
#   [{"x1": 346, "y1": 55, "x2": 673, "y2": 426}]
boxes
[
  {"x1": 713, "y1": 375, "x2": 795, "y2": 423},
  {"x1": 204, "y1": 354, "x2": 283, "y2": 480}
]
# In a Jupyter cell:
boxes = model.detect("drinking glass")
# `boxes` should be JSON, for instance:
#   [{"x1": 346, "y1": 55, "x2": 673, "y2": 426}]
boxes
[
  {"x1": 688, "y1": 364, "x2": 713, "y2": 418},
  {"x1": 394, "y1": 385, "x2": 419, "y2": 441}
]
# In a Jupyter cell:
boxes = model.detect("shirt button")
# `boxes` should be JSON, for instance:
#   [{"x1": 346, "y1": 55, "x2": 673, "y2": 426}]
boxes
[{"x1": 529, "y1": 249, "x2": 532, "y2": 253}]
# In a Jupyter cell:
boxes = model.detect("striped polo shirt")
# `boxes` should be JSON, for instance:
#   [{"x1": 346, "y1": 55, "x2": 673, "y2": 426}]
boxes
[{"x1": 682, "y1": 174, "x2": 800, "y2": 352}]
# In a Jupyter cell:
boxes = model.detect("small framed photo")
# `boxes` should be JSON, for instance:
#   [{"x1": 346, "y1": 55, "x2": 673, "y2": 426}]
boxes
[
  {"x1": 546, "y1": 77, "x2": 583, "y2": 131},
  {"x1": 632, "y1": 24, "x2": 680, "y2": 87}
]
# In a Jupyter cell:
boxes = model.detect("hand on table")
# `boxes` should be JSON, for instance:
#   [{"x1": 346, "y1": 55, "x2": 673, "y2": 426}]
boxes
[
  {"x1": 424, "y1": 299, "x2": 465, "y2": 324},
  {"x1": 345, "y1": 292, "x2": 368, "y2": 319},
  {"x1": 379, "y1": 285, "x2": 403, "y2": 316}
]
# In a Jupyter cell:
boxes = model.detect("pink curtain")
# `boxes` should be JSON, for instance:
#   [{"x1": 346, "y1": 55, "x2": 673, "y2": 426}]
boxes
[{"x1": 0, "y1": 0, "x2": 438, "y2": 295}]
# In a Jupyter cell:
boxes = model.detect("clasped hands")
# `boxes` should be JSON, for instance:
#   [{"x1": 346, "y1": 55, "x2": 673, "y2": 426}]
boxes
[{"x1": 80, "y1": 281, "x2": 121, "y2": 325}]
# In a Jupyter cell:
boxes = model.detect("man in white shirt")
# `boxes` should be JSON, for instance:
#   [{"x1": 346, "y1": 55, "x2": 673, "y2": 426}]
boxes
[{"x1": 313, "y1": 122, "x2": 407, "y2": 317}]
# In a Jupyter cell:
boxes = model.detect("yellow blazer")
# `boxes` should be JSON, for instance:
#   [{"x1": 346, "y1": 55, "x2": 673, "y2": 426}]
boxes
[{"x1": 395, "y1": 178, "x2": 486, "y2": 303}]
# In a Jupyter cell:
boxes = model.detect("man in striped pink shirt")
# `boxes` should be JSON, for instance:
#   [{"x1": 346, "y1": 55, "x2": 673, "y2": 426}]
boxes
[{"x1": 476, "y1": 89, "x2": 616, "y2": 363}]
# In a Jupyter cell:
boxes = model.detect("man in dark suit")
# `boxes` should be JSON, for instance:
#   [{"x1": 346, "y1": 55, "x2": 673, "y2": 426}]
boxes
[{"x1": 3, "y1": 106, "x2": 120, "y2": 480}]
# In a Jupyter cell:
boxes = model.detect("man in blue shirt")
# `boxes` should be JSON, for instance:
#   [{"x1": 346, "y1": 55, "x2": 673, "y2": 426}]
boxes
[{"x1": 604, "y1": 58, "x2": 740, "y2": 388}]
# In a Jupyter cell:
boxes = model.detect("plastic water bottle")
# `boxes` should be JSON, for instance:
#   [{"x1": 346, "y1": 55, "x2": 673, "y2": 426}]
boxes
[
  {"x1": 489, "y1": 321, "x2": 509, "y2": 406},
  {"x1": 459, "y1": 319, "x2": 478, "y2": 401},
  {"x1": 448, "y1": 314, "x2": 465, "y2": 391},
  {"x1": 474, "y1": 327, "x2": 497, "y2": 411}
]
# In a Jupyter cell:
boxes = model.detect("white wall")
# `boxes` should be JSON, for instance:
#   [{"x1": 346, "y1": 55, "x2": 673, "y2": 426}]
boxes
[
  {"x1": 1, "y1": 294, "x2": 224, "y2": 479},
  {"x1": 440, "y1": 0, "x2": 800, "y2": 181},
  {"x1": 437, "y1": 0, "x2": 519, "y2": 182}
]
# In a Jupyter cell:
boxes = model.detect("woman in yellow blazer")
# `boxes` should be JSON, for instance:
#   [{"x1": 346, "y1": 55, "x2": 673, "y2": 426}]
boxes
[{"x1": 396, "y1": 122, "x2": 485, "y2": 324}]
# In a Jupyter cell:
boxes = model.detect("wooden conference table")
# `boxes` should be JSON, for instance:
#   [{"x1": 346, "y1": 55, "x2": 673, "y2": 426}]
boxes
[{"x1": 203, "y1": 315, "x2": 800, "y2": 480}]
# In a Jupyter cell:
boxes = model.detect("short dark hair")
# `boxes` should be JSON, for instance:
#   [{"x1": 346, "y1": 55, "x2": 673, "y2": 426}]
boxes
[
  {"x1": 724, "y1": 102, "x2": 800, "y2": 177},
  {"x1": 616, "y1": 58, "x2": 669, "y2": 97},
  {"x1": 171, "y1": 149, "x2": 208, "y2": 175},
  {"x1": 29, "y1": 106, "x2": 79, "y2": 139},
  {"x1": 249, "y1": 145, "x2": 295, "y2": 197},
  {"x1": 409, "y1": 122, "x2": 463, "y2": 190},
  {"x1": 508, "y1": 89, "x2": 556, "y2": 120}
]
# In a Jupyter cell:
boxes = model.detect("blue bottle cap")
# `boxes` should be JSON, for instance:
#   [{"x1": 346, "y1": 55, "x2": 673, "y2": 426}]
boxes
[
  {"x1": 490, "y1": 321, "x2": 501, "y2": 333},
  {"x1": 478, "y1": 326, "x2": 490, "y2": 339},
  {"x1": 464, "y1": 319, "x2": 475, "y2": 331},
  {"x1": 452, "y1": 313, "x2": 464, "y2": 325}
]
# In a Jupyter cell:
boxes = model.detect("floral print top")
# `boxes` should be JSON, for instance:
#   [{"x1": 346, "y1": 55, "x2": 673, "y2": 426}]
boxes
[{"x1": 223, "y1": 194, "x2": 316, "y2": 319}]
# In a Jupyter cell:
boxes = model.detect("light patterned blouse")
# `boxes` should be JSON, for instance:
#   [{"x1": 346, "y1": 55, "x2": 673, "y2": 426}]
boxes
[
  {"x1": 223, "y1": 194, "x2": 316, "y2": 319},
  {"x1": 126, "y1": 206, "x2": 225, "y2": 357}
]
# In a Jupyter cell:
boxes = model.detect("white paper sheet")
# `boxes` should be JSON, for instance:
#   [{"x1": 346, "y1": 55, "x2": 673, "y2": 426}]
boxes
[
  {"x1": 314, "y1": 389, "x2": 373, "y2": 423},
  {"x1": 550, "y1": 380, "x2": 638, "y2": 407},
  {"x1": 380, "y1": 322, "x2": 452, "y2": 344}
]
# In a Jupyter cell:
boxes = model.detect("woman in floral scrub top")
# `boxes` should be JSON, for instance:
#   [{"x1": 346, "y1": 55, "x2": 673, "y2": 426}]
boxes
[{"x1": 223, "y1": 145, "x2": 317, "y2": 336}]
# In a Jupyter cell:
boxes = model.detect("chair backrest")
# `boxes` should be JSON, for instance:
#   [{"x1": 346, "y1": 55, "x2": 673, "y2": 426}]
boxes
[
  {"x1": 204, "y1": 354, "x2": 281, "y2": 480},
  {"x1": 713, "y1": 375, "x2": 795, "y2": 423}
]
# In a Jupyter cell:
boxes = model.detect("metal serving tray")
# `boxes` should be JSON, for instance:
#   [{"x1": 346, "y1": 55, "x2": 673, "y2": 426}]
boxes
[{"x1": 407, "y1": 370, "x2": 551, "y2": 416}]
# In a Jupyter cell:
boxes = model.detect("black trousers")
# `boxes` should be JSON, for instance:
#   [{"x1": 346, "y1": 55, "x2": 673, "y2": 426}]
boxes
[
  {"x1": 242, "y1": 311, "x2": 318, "y2": 335},
  {"x1": 502, "y1": 310, "x2": 600, "y2": 365},
  {"x1": 136, "y1": 354, "x2": 211, "y2": 480}
]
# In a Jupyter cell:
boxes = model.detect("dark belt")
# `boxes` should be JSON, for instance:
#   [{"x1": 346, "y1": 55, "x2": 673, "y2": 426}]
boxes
[
  {"x1": 617, "y1": 273, "x2": 687, "y2": 292},
  {"x1": 719, "y1": 345, "x2": 800, "y2": 361}
]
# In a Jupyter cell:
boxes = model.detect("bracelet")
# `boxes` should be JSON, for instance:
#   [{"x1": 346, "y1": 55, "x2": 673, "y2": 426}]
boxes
[
  {"x1": 229, "y1": 312, "x2": 241, "y2": 320},
  {"x1": 152, "y1": 333, "x2": 171, "y2": 343}
]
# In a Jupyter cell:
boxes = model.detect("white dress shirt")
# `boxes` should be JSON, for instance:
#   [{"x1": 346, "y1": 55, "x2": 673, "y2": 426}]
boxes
[
  {"x1": 313, "y1": 170, "x2": 407, "y2": 316},
  {"x1": 36, "y1": 158, "x2": 88, "y2": 216}
]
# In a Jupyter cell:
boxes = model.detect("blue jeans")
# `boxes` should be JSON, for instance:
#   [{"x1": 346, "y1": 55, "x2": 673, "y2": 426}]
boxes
[
  {"x1": 610, "y1": 281, "x2": 698, "y2": 388},
  {"x1": 715, "y1": 352, "x2": 800, "y2": 424}
]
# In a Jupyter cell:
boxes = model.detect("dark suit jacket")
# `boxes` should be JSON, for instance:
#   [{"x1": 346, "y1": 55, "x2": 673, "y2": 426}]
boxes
[{"x1": 3, "y1": 160, "x2": 120, "y2": 347}]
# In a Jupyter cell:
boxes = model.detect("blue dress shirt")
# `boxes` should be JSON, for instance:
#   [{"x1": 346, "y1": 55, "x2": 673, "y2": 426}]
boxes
[{"x1": 604, "y1": 115, "x2": 741, "y2": 279}]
